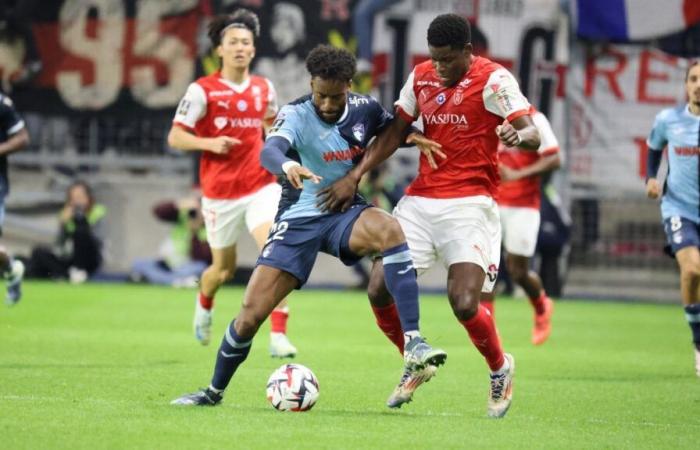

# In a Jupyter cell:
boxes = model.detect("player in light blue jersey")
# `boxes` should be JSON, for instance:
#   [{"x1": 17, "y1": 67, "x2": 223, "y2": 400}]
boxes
[
  {"x1": 172, "y1": 45, "x2": 447, "y2": 408},
  {"x1": 646, "y1": 60, "x2": 700, "y2": 376}
]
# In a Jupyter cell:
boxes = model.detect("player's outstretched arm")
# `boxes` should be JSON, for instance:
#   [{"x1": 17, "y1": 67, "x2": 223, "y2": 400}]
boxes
[
  {"x1": 317, "y1": 115, "x2": 411, "y2": 212},
  {"x1": 0, "y1": 128, "x2": 29, "y2": 156},
  {"x1": 261, "y1": 135, "x2": 321, "y2": 190},
  {"x1": 496, "y1": 116, "x2": 540, "y2": 150},
  {"x1": 167, "y1": 126, "x2": 240, "y2": 154},
  {"x1": 500, "y1": 153, "x2": 560, "y2": 182}
]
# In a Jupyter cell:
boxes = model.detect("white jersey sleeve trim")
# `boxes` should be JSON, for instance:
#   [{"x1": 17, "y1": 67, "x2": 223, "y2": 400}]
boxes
[
  {"x1": 482, "y1": 68, "x2": 530, "y2": 119},
  {"x1": 7, "y1": 119, "x2": 25, "y2": 135},
  {"x1": 265, "y1": 78, "x2": 279, "y2": 120},
  {"x1": 173, "y1": 82, "x2": 207, "y2": 128},
  {"x1": 532, "y1": 112, "x2": 560, "y2": 156},
  {"x1": 394, "y1": 70, "x2": 418, "y2": 118}
]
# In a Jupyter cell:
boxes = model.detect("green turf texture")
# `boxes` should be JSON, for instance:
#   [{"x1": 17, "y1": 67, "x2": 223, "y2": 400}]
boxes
[{"x1": 1, "y1": 282, "x2": 698, "y2": 449}]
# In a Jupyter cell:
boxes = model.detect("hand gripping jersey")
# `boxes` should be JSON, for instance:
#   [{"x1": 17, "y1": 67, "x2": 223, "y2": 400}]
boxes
[
  {"x1": 173, "y1": 72, "x2": 278, "y2": 200},
  {"x1": 395, "y1": 56, "x2": 530, "y2": 199},
  {"x1": 266, "y1": 93, "x2": 393, "y2": 220},
  {"x1": 497, "y1": 108, "x2": 560, "y2": 210},
  {"x1": 648, "y1": 104, "x2": 700, "y2": 223}
]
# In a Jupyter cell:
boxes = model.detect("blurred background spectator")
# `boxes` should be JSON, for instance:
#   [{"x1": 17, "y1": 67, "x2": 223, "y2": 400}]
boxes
[
  {"x1": 24, "y1": 181, "x2": 105, "y2": 283},
  {"x1": 130, "y1": 195, "x2": 211, "y2": 288}
]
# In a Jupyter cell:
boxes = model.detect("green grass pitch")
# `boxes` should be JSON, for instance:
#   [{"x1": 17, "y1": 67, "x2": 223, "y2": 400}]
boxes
[{"x1": 1, "y1": 282, "x2": 698, "y2": 449}]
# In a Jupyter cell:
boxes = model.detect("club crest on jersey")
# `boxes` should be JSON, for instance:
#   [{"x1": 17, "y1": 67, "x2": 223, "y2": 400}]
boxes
[
  {"x1": 237, "y1": 100, "x2": 248, "y2": 112},
  {"x1": 436, "y1": 93, "x2": 446, "y2": 105},
  {"x1": 454, "y1": 91, "x2": 463, "y2": 105},
  {"x1": 352, "y1": 123, "x2": 365, "y2": 141},
  {"x1": 214, "y1": 117, "x2": 227, "y2": 129}
]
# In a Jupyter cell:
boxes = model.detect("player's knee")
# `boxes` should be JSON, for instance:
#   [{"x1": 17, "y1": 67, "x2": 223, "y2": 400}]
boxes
[
  {"x1": 680, "y1": 265, "x2": 700, "y2": 283},
  {"x1": 379, "y1": 219, "x2": 406, "y2": 249},
  {"x1": 448, "y1": 288, "x2": 480, "y2": 320},
  {"x1": 216, "y1": 268, "x2": 233, "y2": 284},
  {"x1": 506, "y1": 259, "x2": 527, "y2": 282}
]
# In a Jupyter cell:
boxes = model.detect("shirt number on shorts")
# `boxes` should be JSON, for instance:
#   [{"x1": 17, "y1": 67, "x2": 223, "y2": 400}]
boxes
[
  {"x1": 670, "y1": 216, "x2": 682, "y2": 232},
  {"x1": 266, "y1": 221, "x2": 289, "y2": 244}
]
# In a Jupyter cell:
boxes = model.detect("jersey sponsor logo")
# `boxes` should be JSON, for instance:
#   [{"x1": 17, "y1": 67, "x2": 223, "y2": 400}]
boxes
[
  {"x1": 177, "y1": 98, "x2": 191, "y2": 115},
  {"x1": 458, "y1": 78, "x2": 472, "y2": 88},
  {"x1": 237, "y1": 100, "x2": 248, "y2": 111},
  {"x1": 352, "y1": 123, "x2": 365, "y2": 141},
  {"x1": 214, "y1": 116, "x2": 227, "y2": 129},
  {"x1": 209, "y1": 90, "x2": 234, "y2": 97},
  {"x1": 436, "y1": 93, "x2": 446, "y2": 105},
  {"x1": 496, "y1": 92, "x2": 514, "y2": 112},
  {"x1": 322, "y1": 145, "x2": 365, "y2": 162},
  {"x1": 417, "y1": 80, "x2": 440, "y2": 87},
  {"x1": 675, "y1": 146, "x2": 700, "y2": 156},
  {"x1": 217, "y1": 100, "x2": 230, "y2": 109},
  {"x1": 269, "y1": 117, "x2": 285, "y2": 134},
  {"x1": 230, "y1": 117, "x2": 263, "y2": 128},
  {"x1": 349, "y1": 96, "x2": 369, "y2": 106},
  {"x1": 423, "y1": 113, "x2": 468, "y2": 125},
  {"x1": 214, "y1": 117, "x2": 263, "y2": 129}
]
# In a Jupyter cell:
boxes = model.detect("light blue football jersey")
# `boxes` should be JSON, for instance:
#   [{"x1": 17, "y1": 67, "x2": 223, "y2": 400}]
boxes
[
  {"x1": 267, "y1": 93, "x2": 392, "y2": 220},
  {"x1": 647, "y1": 104, "x2": 700, "y2": 223}
]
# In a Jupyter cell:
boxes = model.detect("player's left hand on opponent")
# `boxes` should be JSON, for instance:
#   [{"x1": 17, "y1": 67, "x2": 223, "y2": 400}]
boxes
[
  {"x1": 407, "y1": 132, "x2": 446, "y2": 169},
  {"x1": 317, "y1": 175, "x2": 358, "y2": 213},
  {"x1": 496, "y1": 119, "x2": 521, "y2": 147},
  {"x1": 287, "y1": 165, "x2": 322, "y2": 190}
]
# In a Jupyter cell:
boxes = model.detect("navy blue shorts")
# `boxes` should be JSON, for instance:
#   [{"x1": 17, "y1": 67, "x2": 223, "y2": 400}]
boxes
[
  {"x1": 663, "y1": 215, "x2": 700, "y2": 256},
  {"x1": 257, "y1": 204, "x2": 372, "y2": 287}
]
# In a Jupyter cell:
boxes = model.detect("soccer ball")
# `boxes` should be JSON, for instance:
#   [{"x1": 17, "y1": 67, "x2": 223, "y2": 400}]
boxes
[{"x1": 266, "y1": 363, "x2": 319, "y2": 411}]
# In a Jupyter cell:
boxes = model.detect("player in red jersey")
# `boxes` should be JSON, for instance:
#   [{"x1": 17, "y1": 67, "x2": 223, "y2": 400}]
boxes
[
  {"x1": 481, "y1": 107, "x2": 561, "y2": 345},
  {"x1": 167, "y1": 10, "x2": 296, "y2": 357},
  {"x1": 319, "y1": 14, "x2": 540, "y2": 417}
]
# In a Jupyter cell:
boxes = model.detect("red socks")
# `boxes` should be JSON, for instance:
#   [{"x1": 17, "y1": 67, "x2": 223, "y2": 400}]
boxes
[
  {"x1": 371, "y1": 303, "x2": 404, "y2": 355},
  {"x1": 198, "y1": 292, "x2": 214, "y2": 310},
  {"x1": 529, "y1": 291, "x2": 547, "y2": 315},
  {"x1": 481, "y1": 300, "x2": 494, "y2": 319},
  {"x1": 459, "y1": 304, "x2": 505, "y2": 371},
  {"x1": 270, "y1": 308, "x2": 289, "y2": 334}
]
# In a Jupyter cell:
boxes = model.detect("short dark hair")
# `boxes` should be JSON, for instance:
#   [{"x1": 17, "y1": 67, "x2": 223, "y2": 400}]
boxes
[
  {"x1": 427, "y1": 14, "x2": 471, "y2": 49},
  {"x1": 686, "y1": 60, "x2": 700, "y2": 81},
  {"x1": 305, "y1": 45, "x2": 356, "y2": 81},
  {"x1": 208, "y1": 9, "x2": 260, "y2": 48}
]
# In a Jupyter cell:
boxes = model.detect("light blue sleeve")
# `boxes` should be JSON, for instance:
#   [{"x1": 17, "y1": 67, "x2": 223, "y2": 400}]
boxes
[
  {"x1": 267, "y1": 104, "x2": 303, "y2": 147},
  {"x1": 646, "y1": 110, "x2": 668, "y2": 151}
]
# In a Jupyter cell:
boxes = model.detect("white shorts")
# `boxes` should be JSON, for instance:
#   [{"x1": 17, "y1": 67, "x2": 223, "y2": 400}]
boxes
[
  {"x1": 201, "y1": 183, "x2": 281, "y2": 249},
  {"x1": 393, "y1": 195, "x2": 501, "y2": 293},
  {"x1": 499, "y1": 206, "x2": 540, "y2": 257}
]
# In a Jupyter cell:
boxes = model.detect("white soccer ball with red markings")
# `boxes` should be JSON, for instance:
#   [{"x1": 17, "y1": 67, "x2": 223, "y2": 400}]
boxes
[{"x1": 266, "y1": 363, "x2": 319, "y2": 412}]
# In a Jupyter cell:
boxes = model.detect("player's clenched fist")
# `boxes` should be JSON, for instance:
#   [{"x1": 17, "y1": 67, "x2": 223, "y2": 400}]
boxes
[
  {"x1": 646, "y1": 178, "x2": 660, "y2": 199},
  {"x1": 207, "y1": 136, "x2": 240, "y2": 154},
  {"x1": 495, "y1": 119, "x2": 522, "y2": 147}
]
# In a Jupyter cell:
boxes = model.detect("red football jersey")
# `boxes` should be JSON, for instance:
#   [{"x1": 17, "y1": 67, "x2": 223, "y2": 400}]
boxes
[
  {"x1": 497, "y1": 109, "x2": 560, "y2": 209},
  {"x1": 395, "y1": 56, "x2": 530, "y2": 199},
  {"x1": 173, "y1": 72, "x2": 277, "y2": 200}
]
